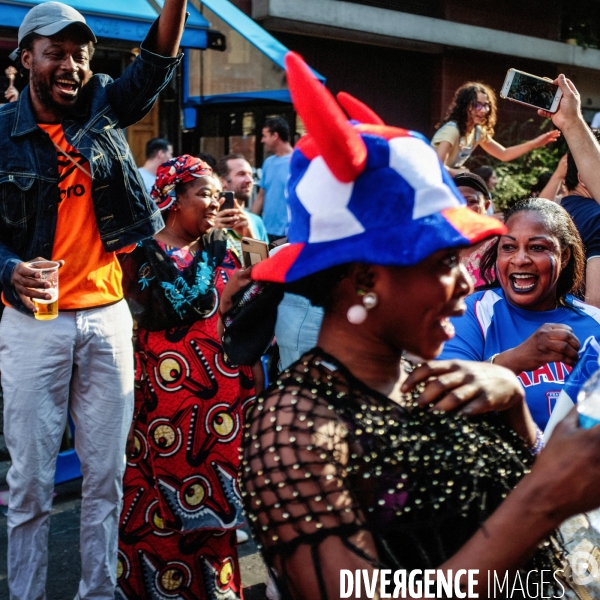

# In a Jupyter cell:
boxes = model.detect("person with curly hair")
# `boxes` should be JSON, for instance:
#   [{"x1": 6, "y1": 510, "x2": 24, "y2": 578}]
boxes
[{"x1": 432, "y1": 82, "x2": 560, "y2": 175}]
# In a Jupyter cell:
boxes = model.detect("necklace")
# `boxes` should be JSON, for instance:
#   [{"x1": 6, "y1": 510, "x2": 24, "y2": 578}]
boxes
[
  {"x1": 160, "y1": 210, "x2": 203, "y2": 251},
  {"x1": 159, "y1": 227, "x2": 202, "y2": 252},
  {"x1": 172, "y1": 234, "x2": 201, "y2": 251}
]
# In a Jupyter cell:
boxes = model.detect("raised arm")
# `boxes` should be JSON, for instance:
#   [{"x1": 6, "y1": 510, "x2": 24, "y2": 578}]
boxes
[
  {"x1": 150, "y1": 0, "x2": 187, "y2": 57},
  {"x1": 480, "y1": 130, "x2": 560, "y2": 162},
  {"x1": 104, "y1": 0, "x2": 186, "y2": 127},
  {"x1": 538, "y1": 154, "x2": 568, "y2": 202},
  {"x1": 539, "y1": 75, "x2": 600, "y2": 203}
]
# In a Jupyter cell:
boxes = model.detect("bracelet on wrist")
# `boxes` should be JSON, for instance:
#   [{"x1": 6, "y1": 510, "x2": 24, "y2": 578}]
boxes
[
  {"x1": 529, "y1": 427, "x2": 545, "y2": 456},
  {"x1": 486, "y1": 353, "x2": 499, "y2": 364}
]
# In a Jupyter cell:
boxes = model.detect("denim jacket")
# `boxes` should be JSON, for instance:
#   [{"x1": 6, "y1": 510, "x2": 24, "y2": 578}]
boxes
[{"x1": 0, "y1": 30, "x2": 181, "y2": 314}]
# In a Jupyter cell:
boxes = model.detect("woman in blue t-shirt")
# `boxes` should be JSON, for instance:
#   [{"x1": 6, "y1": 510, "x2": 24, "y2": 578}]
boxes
[{"x1": 440, "y1": 198, "x2": 600, "y2": 429}]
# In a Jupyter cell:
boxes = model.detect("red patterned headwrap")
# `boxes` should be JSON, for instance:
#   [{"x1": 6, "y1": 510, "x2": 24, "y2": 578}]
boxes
[{"x1": 150, "y1": 155, "x2": 213, "y2": 211}]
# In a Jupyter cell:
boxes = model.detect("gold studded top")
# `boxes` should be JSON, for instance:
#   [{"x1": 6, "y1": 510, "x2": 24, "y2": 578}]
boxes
[{"x1": 241, "y1": 348, "x2": 561, "y2": 599}]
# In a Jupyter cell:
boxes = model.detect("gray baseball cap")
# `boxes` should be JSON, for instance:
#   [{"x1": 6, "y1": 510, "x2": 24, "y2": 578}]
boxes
[{"x1": 10, "y1": 2, "x2": 97, "y2": 61}]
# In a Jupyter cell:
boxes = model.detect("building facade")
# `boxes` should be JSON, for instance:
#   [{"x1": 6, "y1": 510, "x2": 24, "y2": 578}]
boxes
[{"x1": 245, "y1": 0, "x2": 600, "y2": 146}]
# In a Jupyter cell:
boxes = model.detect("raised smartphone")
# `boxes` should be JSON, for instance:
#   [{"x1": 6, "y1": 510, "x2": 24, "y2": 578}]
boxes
[
  {"x1": 241, "y1": 237, "x2": 269, "y2": 268},
  {"x1": 219, "y1": 191, "x2": 235, "y2": 211},
  {"x1": 500, "y1": 69, "x2": 562, "y2": 113}
]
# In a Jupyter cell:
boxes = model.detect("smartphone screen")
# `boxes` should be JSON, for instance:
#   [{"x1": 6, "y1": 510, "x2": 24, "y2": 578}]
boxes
[
  {"x1": 219, "y1": 191, "x2": 235, "y2": 211},
  {"x1": 504, "y1": 71, "x2": 559, "y2": 111}
]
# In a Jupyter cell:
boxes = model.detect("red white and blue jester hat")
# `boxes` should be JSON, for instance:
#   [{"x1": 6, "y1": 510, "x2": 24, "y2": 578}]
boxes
[{"x1": 251, "y1": 52, "x2": 506, "y2": 284}]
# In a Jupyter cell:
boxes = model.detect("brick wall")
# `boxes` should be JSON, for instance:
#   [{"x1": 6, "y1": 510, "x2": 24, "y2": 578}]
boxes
[{"x1": 272, "y1": 32, "x2": 437, "y2": 136}]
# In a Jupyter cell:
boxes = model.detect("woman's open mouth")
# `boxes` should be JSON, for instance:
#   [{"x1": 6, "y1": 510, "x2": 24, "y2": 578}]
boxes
[
  {"x1": 509, "y1": 273, "x2": 538, "y2": 293},
  {"x1": 439, "y1": 317, "x2": 455, "y2": 338},
  {"x1": 438, "y1": 304, "x2": 465, "y2": 340}
]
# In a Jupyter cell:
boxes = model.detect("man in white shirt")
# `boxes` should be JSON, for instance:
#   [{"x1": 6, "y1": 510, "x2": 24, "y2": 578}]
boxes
[{"x1": 137, "y1": 137, "x2": 173, "y2": 192}]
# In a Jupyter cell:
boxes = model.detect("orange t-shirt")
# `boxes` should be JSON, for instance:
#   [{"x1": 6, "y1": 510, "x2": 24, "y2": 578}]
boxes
[{"x1": 39, "y1": 123, "x2": 126, "y2": 310}]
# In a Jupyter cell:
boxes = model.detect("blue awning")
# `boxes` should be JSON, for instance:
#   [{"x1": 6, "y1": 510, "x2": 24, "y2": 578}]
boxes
[
  {"x1": 0, "y1": 0, "x2": 209, "y2": 48},
  {"x1": 183, "y1": 0, "x2": 324, "y2": 123},
  {"x1": 197, "y1": 0, "x2": 321, "y2": 78}
]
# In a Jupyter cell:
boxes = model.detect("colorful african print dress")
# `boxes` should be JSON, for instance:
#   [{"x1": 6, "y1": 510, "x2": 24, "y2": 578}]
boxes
[{"x1": 117, "y1": 230, "x2": 255, "y2": 600}]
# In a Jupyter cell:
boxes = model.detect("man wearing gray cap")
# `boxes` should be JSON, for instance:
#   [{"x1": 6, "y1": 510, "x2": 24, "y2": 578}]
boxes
[{"x1": 0, "y1": 1, "x2": 187, "y2": 598}]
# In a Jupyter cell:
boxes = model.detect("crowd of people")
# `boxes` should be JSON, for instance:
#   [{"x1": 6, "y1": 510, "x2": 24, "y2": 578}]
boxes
[{"x1": 4, "y1": 2, "x2": 600, "y2": 600}]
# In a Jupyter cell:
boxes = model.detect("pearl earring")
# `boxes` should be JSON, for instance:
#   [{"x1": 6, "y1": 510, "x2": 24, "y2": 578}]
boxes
[
  {"x1": 362, "y1": 292, "x2": 378, "y2": 310},
  {"x1": 347, "y1": 304, "x2": 368, "y2": 324},
  {"x1": 346, "y1": 291, "x2": 378, "y2": 324}
]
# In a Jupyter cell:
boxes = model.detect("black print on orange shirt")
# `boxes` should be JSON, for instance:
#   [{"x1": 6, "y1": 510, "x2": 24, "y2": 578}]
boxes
[
  {"x1": 57, "y1": 148, "x2": 87, "y2": 181},
  {"x1": 59, "y1": 184, "x2": 86, "y2": 201},
  {"x1": 56, "y1": 148, "x2": 89, "y2": 203}
]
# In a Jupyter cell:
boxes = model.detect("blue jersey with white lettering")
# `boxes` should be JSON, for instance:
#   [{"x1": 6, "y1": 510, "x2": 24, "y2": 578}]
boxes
[{"x1": 439, "y1": 288, "x2": 600, "y2": 429}]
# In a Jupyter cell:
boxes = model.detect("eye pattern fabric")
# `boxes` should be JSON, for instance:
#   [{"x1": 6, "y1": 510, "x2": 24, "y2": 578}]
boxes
[
  {"x1": 219, "y1": 558, "x2": 234, "y2": 587},
  {"x1": 147, "y1": 501, "x2": 171, "y2": 536},
  {"x1": 127, "y1": 429, "x2": 148, "y2": 466},
  {"x1": 149, "y1": 419, "x2": 182, "y2": 457},
  {"x1": 155, "y1": 352, "x2": 189, "y2": 391},
  {"x1": 117, "y1": 252, "x2": 255, "y2": 599},
  {"x1": 116, "y1": 550, "x2": 130, "y2": 581},
  {"x1": 180, "y1": 476, "x2": 209, "y2": 509},
  {"x1": 159, "y1": 562, "x2": 191, "y2": 592},
  {"x1": 206, "y1": 404, "x2": 240, "y2": 443}
]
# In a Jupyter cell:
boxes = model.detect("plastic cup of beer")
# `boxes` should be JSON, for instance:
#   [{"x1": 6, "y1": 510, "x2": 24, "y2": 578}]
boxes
[{"x1": 28, "y1": 260, "x2": 59, "y2": 320}]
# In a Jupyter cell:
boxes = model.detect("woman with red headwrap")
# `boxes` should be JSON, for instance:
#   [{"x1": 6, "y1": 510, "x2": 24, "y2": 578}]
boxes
[{"x1": 116, "y1": 156, "x2": 255, "y2": 599}]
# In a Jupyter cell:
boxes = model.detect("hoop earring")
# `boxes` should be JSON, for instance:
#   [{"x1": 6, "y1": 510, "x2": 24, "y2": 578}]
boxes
[
  {"x1": 346, "y1": 291, "x2": 378, "y2": 325},
  {"x1": 168, "y1": 208, "x2": 178, "y2": 229}
]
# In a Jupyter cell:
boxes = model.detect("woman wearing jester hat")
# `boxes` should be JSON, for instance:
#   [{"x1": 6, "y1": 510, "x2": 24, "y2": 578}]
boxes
[
  {"x1": 237, "y1": 54, "x2": 600, "y2": 599},
  {"x1": 116, "y1": 156, "x2": 255, "y2": 599}
]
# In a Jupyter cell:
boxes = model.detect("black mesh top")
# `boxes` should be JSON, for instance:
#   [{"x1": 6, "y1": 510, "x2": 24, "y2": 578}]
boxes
[{"x1": 241, "y1": 348, "x2": 560, "y2": 599}]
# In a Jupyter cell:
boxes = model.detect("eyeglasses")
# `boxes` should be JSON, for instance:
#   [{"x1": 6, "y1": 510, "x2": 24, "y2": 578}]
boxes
[{"x1": 474, "y1": 102, "x2": 491, "y2": 112}]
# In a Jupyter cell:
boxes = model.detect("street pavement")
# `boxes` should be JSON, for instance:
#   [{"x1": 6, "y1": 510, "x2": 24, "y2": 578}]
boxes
[{"x1": 0, "y1": 455, "x2": 269, "y2": 600}]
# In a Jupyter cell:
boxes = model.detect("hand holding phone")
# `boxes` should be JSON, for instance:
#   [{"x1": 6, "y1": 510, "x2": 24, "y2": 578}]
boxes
[
  {"x1": 537, "y1": 75, "x2": 583, "y2": 133},
  {"x1": 500, "y1": 69, "x2": 563, "y2": 113},
  {"x1": 219, "y1": 191, "x2": 235, "y2": 211},
  {"x1": 213, "y1": 200, "x2": 249, "y2": 234}
]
